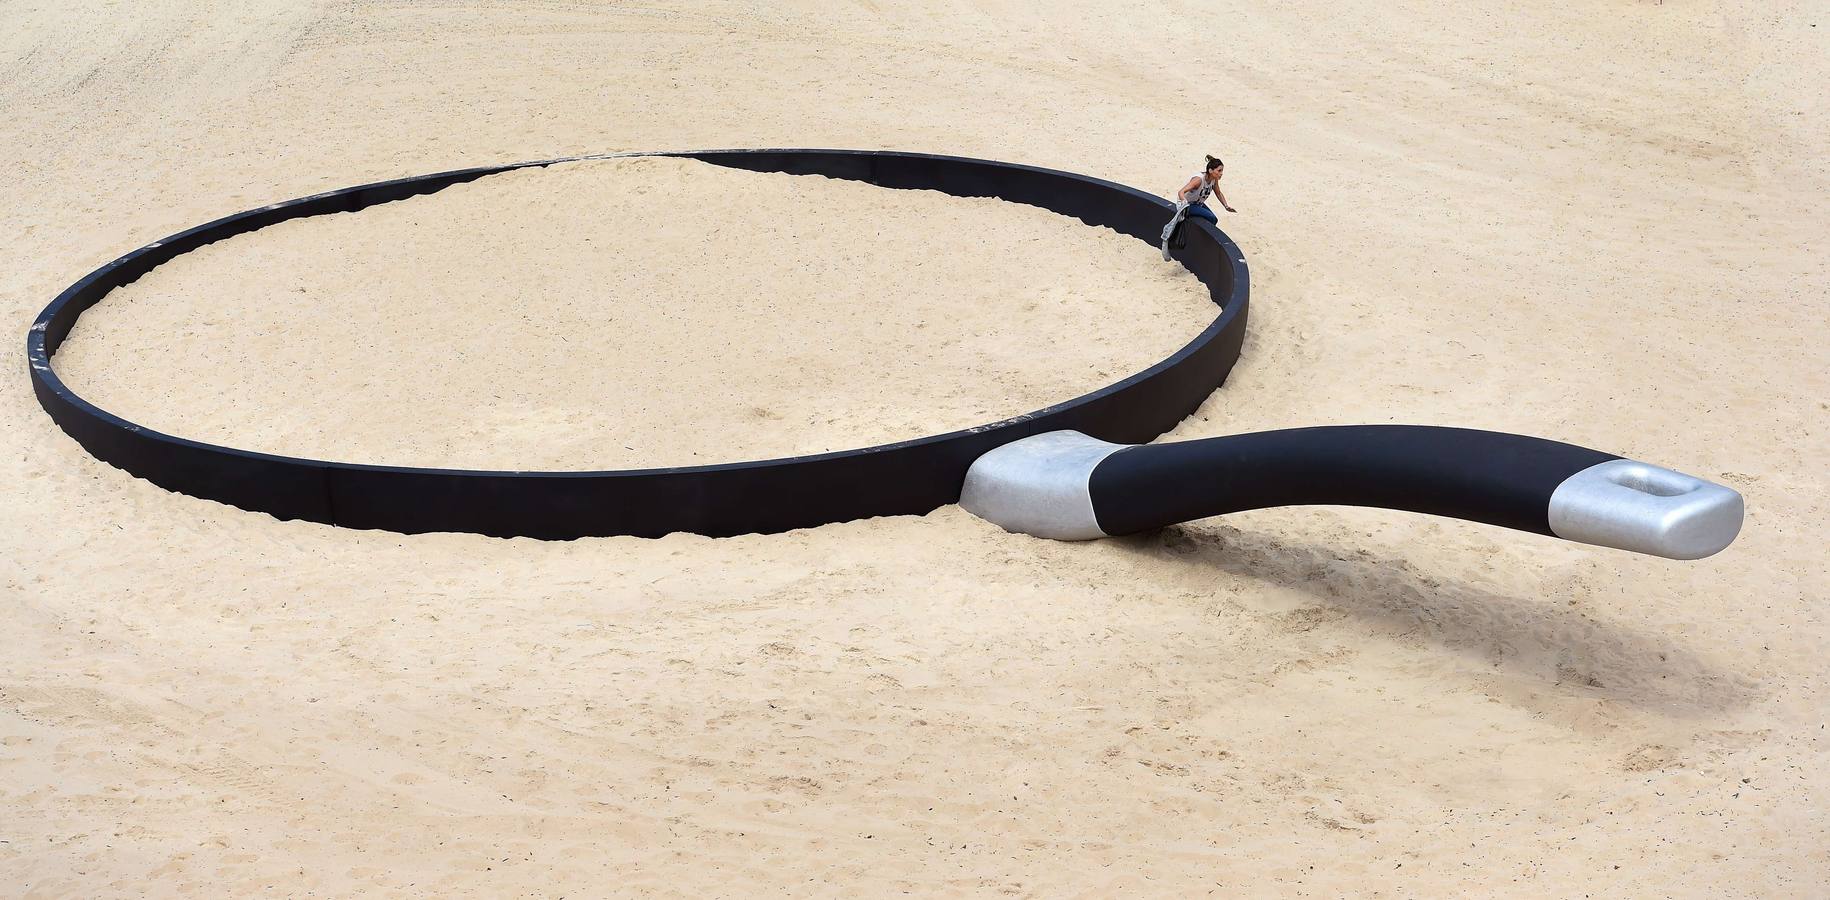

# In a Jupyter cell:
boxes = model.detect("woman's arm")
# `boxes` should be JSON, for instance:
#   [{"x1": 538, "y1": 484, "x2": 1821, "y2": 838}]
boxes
[
  {"x1": 1215, "y1": 188, "x2": 1236, "y2": 213},
  {"x1": 1176, "y1": 176, "x2": 1202, "y2": 203}
]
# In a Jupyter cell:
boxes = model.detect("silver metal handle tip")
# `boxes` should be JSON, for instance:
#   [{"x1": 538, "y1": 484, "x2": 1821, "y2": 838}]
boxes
[{"x1": 1548, "y1": 460, "x2": 1744, "y2": 560}]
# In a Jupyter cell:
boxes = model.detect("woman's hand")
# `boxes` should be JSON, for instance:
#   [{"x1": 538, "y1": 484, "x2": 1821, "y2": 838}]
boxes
[{"x1": 1224, "y1": 205, "x2": 1237, "y2": 213}]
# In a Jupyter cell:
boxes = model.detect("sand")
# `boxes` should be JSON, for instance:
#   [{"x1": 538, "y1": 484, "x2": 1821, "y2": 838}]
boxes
[
  {"x1": 3, "y1": 1, "x2": 1826, "y2": 896},
  {"x1": 53, "y1": 155, "x2": 1213, "y2": 469}
]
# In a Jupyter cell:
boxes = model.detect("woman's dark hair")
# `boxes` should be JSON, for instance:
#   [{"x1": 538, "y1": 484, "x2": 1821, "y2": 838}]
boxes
[{"x1": 1204, "y1": 154, "x2": 1224, "y2": 172}]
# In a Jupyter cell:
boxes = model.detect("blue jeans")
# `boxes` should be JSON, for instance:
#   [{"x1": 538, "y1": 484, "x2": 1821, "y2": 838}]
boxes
[{"x1": 1161, "y1": 202, "x2": 1217, "y2": 247}]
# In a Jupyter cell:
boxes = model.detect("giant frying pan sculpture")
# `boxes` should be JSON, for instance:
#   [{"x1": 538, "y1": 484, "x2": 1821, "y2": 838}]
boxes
[{"x1": 27, "y1": 150, "x2": 1742, "y2": 558}]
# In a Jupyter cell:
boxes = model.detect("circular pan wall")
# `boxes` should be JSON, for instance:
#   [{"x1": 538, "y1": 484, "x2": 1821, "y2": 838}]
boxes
[{"x1": 28, "y1": 150, "x2": 1250, "y2": 539}]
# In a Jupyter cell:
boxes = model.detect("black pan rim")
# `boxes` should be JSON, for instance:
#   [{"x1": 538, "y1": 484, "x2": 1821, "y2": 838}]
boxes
[{"x1": 26, "y1": 148, "x2": 1250, "y2": 538}]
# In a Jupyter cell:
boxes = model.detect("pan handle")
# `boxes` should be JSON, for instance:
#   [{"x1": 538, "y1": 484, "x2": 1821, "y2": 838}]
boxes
[{"x1": 960, "y1": 427, "x2": 1743, "y2": 560}]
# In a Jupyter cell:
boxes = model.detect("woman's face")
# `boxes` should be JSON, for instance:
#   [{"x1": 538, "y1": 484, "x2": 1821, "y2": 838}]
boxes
[{"x1": 1208, "y1": 165, "x2": 1224, "y2": 180}]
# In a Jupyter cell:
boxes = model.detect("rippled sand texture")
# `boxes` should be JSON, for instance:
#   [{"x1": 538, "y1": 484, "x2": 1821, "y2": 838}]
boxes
[
  {"x1": 55, "y1": 156, "x2": 1213, "y2": 469},
  {"x1": 3, "y1": 1, "x2": 1826, "y2": 896}
]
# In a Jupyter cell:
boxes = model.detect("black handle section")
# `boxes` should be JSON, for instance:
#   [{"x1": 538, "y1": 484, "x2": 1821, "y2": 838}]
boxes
[{"x1": 1088, "y1": 426, "x2": 1620, "y2": 537}]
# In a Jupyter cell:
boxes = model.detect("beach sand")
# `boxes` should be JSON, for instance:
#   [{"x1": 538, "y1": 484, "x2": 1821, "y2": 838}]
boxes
[{"x1": 2, "y1": 1, "x2": 1825, "y2": 895}]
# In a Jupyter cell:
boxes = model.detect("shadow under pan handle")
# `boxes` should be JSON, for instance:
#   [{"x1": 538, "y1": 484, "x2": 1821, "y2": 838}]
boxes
[{"x1": 959, "y1": 427, "x2": 1744, "y2": 560}]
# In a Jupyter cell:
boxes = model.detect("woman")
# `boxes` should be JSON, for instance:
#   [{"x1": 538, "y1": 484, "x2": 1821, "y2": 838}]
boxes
[{"x1": 1161, "y1": 155, "x2": 1236, "y2": 260}]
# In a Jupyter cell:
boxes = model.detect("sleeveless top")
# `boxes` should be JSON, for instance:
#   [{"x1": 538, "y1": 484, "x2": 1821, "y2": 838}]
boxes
[{"x1": 1180, "y1": 173, "x2": 1215, "y2": 208}]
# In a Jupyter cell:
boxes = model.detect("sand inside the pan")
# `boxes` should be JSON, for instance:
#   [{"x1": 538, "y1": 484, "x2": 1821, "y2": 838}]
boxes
[{"x1": 52, "y1": 155, "x2": 1214, "y2": 469}]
